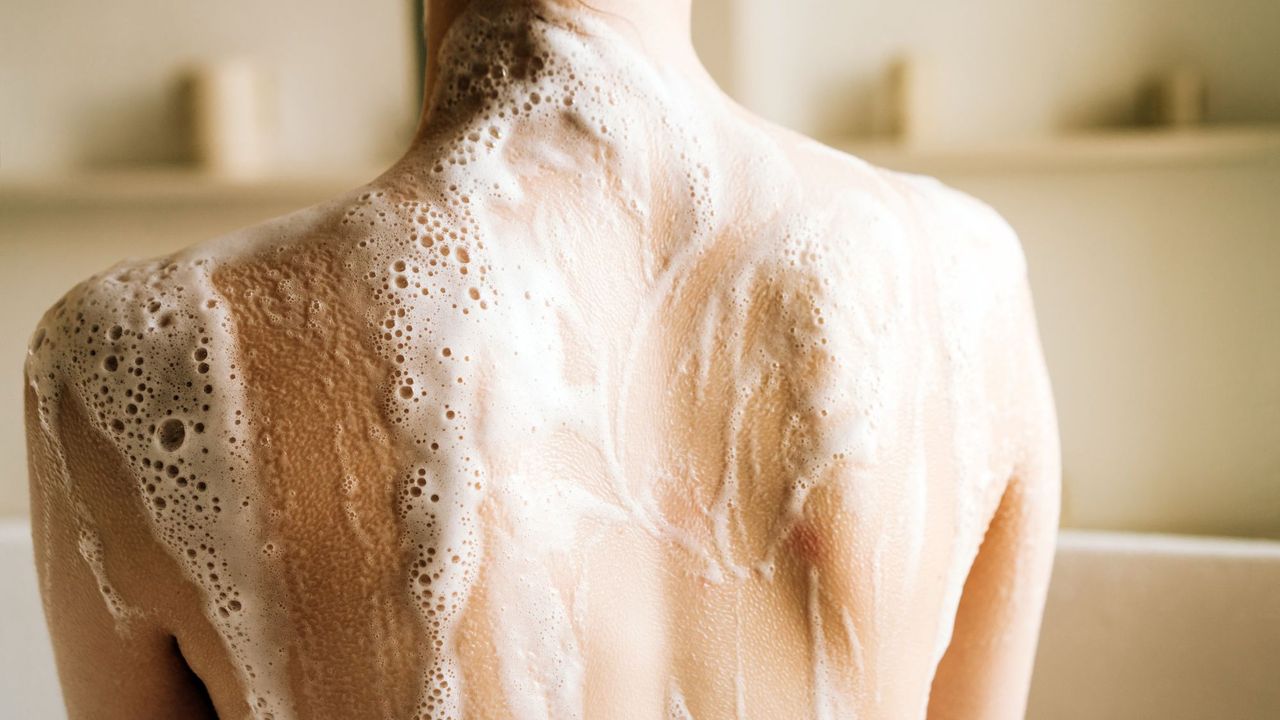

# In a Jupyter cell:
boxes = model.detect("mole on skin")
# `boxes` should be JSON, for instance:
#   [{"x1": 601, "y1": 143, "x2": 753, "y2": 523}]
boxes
[{"x1": 24, "y1": 1, "x2": 1061, "y2": 718}]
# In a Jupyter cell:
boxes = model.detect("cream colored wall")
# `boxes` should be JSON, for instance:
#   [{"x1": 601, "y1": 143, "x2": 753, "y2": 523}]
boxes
[
  {"x1": 707, "y1": 0, "x2": 1280, "y2": 142},
  {"x1": 0, "y1": 0, "x2": 417, "y2": 173},
  {"x1": 938, "y1": 158, "x2": 1280, "y2": 539}
]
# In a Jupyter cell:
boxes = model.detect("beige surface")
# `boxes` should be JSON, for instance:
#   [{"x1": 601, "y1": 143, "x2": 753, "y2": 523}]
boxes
[
  {"x1": 0, "y1": 520, "x2": 61, "y2": 719},
  {"x1": 948, "y1": 158, "x2": 1280, "y2": 539},
  {"x1": 1027, "y1": 532, "x2": 1280, "y2": 719}
]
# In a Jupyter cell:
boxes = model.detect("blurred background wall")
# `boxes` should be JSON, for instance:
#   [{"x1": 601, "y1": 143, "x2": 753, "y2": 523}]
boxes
[
  {"x1": 696, "y1": 0, "x2": 1280, "y2": 141},
  {"x1": 1, "y1": 0, "x2": 1277, "y2": 539},
  {"x1": 0, "y1": 0, "x2": 418, "y2": 172}
]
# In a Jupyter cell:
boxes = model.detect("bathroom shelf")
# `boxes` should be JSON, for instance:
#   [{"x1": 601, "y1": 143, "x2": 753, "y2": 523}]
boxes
[
  {"x1": 4, "y1": 125, "x2": 1279, "y2": 209},
  {"x1": 831, "y1": 125, "x2": 1280, "y2": 174},
  {"x1": 0, "y1": 167, "x2": 382, "y2": 208}
]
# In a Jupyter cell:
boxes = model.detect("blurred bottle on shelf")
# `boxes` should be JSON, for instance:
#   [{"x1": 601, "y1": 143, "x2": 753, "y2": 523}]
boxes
[
  {"x1": 885, "y1": 54, "x2": 940, "y2": 148},
  {"x1": 183, "y1": 59, "x2": 271, "y2": 178},
  {"x1": 1141, "y1": 66, "x2": 1207, "y2": 129}
]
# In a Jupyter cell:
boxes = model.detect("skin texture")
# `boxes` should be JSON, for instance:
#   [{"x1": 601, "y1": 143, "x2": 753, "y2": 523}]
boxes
[{"x1": 25, "y1": 1, "x2": 1060, "y2": 718}]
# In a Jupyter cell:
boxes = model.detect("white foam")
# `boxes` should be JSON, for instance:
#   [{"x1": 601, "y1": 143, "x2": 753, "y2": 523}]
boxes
[{"x1": 26, "y1": 2, "x2": 1043, "y2": 718}]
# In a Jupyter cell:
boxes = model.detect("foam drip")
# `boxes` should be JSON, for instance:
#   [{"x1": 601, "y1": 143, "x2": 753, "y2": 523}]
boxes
[{"x1": 27, "y1": 256, "x2": 294, "y2": 717}]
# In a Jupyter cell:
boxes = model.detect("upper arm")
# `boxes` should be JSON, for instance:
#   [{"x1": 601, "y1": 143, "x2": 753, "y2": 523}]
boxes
[
  {"x1": 926, "y1": 450, "x2": 1060, "y2": 719},
  {"x1": 926, "y1": 222, "x2": 1062, "y2": 719},
  {"x1": 26, "y1": 315, "x2": 218, "y2": 719}
]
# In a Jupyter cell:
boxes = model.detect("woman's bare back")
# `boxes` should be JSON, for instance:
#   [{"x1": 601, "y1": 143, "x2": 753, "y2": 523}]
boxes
[{"x1": 25, "y1": 3, "x2": 1059, "y2": 718}]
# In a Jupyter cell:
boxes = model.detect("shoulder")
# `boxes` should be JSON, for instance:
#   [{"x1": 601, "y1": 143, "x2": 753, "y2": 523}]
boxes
[
  {"x1": 769, "y1": 135, "x2": 1053, "y2": 461},
  {"x1": 27, "y1": 255, "x2": 179, "y2": 393},
  {"x1": 23, "y1": 175, "x2": 450, "y2": 457},
  {"x1": 807, "y1": 138, "x2": 1026, "y2": 282},
  {"x1": 884, "y1": 167, "x2": 1026, "y2": 280},
  {"x1": 876, "y1": 169, "x2": 1055, "y2": 482},
  {"x1": 25, "y1": 182, "x2": 371, "y2": 375},
  {"x1": 775, "y1": 127, "x2": 1027, "y2": 277},
  {"x1": 757, "y1": 136, "x2": 1029, "y2": 335},
  {"x1": 23, "y1": 187, "x2": 349, "y2": 462},
  {"x1": 24, "y1": 251, "x2": 222, "y2": 463}
]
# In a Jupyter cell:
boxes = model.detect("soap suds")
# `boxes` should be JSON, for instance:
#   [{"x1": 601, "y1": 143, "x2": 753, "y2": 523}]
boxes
[{"x1": 26, "y1": 2, "x2": 1034, "y2": 718}]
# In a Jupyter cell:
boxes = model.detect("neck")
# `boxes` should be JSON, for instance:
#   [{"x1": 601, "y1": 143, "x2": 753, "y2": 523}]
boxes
[{"x1": 419, "y1": 0, "x2": 702, "y2": 120}]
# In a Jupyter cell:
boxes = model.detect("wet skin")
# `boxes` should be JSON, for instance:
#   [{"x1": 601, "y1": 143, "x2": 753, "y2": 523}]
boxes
[{"x1": 25, "y1": 2, "x2": 1060, "y2": 718}]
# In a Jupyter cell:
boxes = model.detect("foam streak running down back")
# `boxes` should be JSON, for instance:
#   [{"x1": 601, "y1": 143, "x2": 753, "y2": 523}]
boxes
[{"x1": 25, "y1": 3, "x2": 1060, "y2": 719}]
